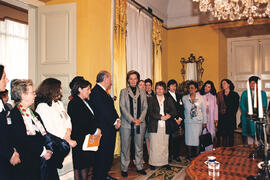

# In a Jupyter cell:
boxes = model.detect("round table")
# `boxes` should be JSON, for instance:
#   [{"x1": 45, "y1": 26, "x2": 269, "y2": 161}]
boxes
[{"x1": 185, "y1": 145, "x2": 262, "y2": 180}]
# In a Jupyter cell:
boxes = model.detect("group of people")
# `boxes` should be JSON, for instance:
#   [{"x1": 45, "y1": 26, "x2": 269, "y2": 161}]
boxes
[{"x1": 0, "y1": 63, "x2": 266, "y2": 180}]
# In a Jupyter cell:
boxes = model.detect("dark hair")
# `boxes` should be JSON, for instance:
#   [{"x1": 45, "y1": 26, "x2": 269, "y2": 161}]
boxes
[
  {"x1": 96, "y1": 71, "x2": 110, "y2": 83},
  {"x1": 167, "y1": 79, "x2": 177, "y2": 88},
  {"x1": 155, "y1": 81, "x2": 166, "y2": 91},
  {"x1": 35, "y1": 78, "x2": 62, "y2": 108},
  {"x1": 0, "y1": 65, "x2": 4, "y2": 80},
  {"x1": 0, "y1": 89, "x2": 8, "y2": 97},
  {"x1": 145, "y1": 78, "x2": 153, "y2": 86},
  {"x1": 139, "y1": 80, "x2": 145, "y2": 83},
  {"x1": 220, "y1": 79, "x2": 235, "y2": 91},
  {"x1": 126, "y1": 70, "x2": 140, "y2": 84},
  {"x1": 188, "y1": 81, "x2": 199, "y2": 89},
  {"x1": 71, "y1": 79, "x2": 92, "y2": 96},
  {"x1": 200, "y1": 80, "x2": 217, "y2": 95},
  {"x1": 69, "y1": 76, "x2": 84, "y2": 89},
  {"x1": 249, "y1": 76, "x2": 259, "y2": 84}
]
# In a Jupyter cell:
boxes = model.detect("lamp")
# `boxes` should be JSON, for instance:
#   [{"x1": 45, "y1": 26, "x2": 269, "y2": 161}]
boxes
[{"x1": 192, "y1": 0, "x2": 270, "y2": 24}]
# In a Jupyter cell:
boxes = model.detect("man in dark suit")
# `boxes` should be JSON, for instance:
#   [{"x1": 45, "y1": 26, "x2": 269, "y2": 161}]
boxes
[
  {"x1": 166, "y1": 79, "x2": 184, "y2": 163},
  {"x1": 90, "y1": 71, "x2": 121, "y2": 180}
]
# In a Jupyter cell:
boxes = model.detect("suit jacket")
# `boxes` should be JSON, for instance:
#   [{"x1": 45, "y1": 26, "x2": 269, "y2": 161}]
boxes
[
  {"x1": 89, "y1": 84, "x2": 119, "y2": 135},
  {"x1": 119, "y1": 87, "x2": 148, "y2": 129},
  {"x1": 9, "y1": 106, "x2": 45, "y2": 180},
  {"x1": 0, "y1": 100, "x2": 13, "y2": 180},
  {"x1": 148, "y1": 95, "x2": 177, "y2": 134},
  {"x1": 68, "y1": 95, "x2": 97, "y2": 149},
  {"x1": 165, "y1": 92, "x2": 185, "y2": 120}
]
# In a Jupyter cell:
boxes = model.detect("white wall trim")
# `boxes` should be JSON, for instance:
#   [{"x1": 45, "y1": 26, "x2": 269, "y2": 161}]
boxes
[{"x1": 227, "y1": 34, "x2": 270, "y2": 81}]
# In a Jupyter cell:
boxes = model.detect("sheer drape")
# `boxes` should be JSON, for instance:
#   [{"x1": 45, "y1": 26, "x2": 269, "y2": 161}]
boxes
[
  {"x1": 0, "y1": 20, "x2": 28, "y2": 83},
  {"x1": 126, "y1": 3, "x2": 152, "y2": 80}
]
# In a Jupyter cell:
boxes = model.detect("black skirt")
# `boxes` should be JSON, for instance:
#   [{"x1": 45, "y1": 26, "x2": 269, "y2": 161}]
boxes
[{"x1": 72, "y1": 146, "x2": 94, "y2": 170}]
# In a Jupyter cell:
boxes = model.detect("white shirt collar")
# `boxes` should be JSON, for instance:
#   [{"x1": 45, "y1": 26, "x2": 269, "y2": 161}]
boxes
[
  {"x1": 97, "y1": 83, "x2": 106, "y2": 91},
  {"x1": 0, "y1": 100, "x2": 5, "y2": 112},
  {"x1": 169, "y1": 91, "x2": 176, "y2": 100}
]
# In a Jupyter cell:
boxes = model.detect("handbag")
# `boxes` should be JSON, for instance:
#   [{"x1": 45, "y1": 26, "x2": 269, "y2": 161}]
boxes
[
  {"x1": 44, "y1": 132, "x2": 70, "y2": 169},
  {"x1": 199, "y1": 127, "x2": 213, "y2": 152}
]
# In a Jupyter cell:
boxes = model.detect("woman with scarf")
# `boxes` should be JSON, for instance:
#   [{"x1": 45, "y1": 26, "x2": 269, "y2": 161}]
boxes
[
  {"x1": 217, "y1": 79, "x2": 239, "y2": 147},
  {"x1": 183, "y1": 81, "x2": 207, "y2": 160},
  {"x1": 9, "y1": 79, "x2": 53, "y2": 180}
]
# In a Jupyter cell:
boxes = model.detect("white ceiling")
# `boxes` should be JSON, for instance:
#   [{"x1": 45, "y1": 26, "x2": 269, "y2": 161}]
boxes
[{"x1": 134, "y1": 0, "x2": 213, "y2": 27}]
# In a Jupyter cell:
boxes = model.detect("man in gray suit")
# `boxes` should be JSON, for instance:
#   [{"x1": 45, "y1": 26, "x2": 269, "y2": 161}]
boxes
[{"x1": 119, "y1": 70, "x2": 148, "y2": 177}]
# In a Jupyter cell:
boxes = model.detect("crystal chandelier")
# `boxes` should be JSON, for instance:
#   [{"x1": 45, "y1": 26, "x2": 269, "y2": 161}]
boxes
[{"x1": 192, "y1": 0, "x2": 270, "y2": 24}]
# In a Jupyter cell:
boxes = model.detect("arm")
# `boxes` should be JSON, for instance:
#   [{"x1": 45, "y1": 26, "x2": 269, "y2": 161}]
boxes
[
  {"x1": 214, "y1": 96, "x2": 218, "y2": 121},
  {"x1": 119, "y1": 89, "x2": 134, "y2": 123},
  {"x1": 138, "y1": 91, "x2": 148, "y2": 122},
  {"x1": 240, "y1": 91, "x2": 247, "y2": 113},
  {"x1": 201, "y1": 97, "x2": 207, "y2": 124},
  {"x1": 148, "y1": 97, "x2": 162, "y2": 121}
]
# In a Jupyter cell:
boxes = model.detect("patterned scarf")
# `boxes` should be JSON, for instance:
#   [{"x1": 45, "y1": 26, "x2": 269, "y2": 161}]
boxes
[{"x1": 17, "y1": 104, "x2": 46, "y2": 136}]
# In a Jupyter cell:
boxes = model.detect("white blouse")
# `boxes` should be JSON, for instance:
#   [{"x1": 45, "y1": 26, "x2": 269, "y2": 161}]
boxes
[
  {"x1": 157, "y1": 95, "x2": 165, "y2": 127},
  {"x1": 36, "y1": 101, "x2": 72, "y2": 139}
]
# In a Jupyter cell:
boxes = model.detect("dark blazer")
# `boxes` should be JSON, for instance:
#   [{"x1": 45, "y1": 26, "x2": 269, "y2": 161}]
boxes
[
  {"x1": 148, "y1": 95, "x2": 177, "y2": 134},
  {"x1": 165, "y1": 92, "x2": 185, "y2": 120},
  {"x1": 89, "y1": 84, "x2": 119, "y2": 180},
  {"x1": 0, "y1": 100, "x2": 13, "y2": 180},
  {"x1": 68, "y1": 95, "x2": 97, "y2": 148},
  {"x1": 9, "y1": 106, "x2": 45, "y2": 180},
  {"x1": 68, "y1": 95, "x2": 97, "y2": 169}
]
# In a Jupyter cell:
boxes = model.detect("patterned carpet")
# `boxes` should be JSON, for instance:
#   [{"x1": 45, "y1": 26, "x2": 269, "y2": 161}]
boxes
[{"x1": 147, "y1": 166, "x2": 184, "y2": 180}]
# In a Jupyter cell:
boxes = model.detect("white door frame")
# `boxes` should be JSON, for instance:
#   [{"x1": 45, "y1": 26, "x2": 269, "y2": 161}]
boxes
[
  {"x1": 227, "y1": 34, "x2": 270, "y2": 82},
  {"x1": 2, "y1": 0, "x2": 44, "y2": 86}
]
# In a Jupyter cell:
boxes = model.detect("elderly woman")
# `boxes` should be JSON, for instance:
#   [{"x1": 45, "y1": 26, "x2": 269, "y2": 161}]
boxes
[
  {"x1": 35, "y1": 78, "x2": 77, "y2": 179},
  {"x1": 0, "y1": 65, "x2": 21, "y2": 180},
  {"x1": 68, "y1": 78, "x2": 100, "y2": 180},
  {"x1": 148, "y1": 81, "x2": 177, "y2": 170},
  {"x1": 183, "y1": 81, "x2": 207, "y2": 160},
  {"x1": 9, "y1": 79, "x2": 53, "y2": 180},
  {"x1": 119, "y1": 70, "x2": 148, "y2": 177}
]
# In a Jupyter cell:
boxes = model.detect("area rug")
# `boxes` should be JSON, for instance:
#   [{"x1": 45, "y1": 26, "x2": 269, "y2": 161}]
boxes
[{"x1": 147, "y1": 166, "x2": 183, "y2": 180}]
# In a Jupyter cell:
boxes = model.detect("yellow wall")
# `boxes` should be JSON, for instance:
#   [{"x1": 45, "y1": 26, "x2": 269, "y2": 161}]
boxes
[
  {"x1": 165, "y1": 25, "x2": 222, "y2": 89},
  {"x1": 46, "y1": 0, "x2": 112, "y2": 84}
]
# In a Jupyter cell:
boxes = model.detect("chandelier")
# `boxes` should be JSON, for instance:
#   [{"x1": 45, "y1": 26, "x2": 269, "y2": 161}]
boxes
[{"x1": 192, "y1": 0, "x2": 270, "y2": 24}]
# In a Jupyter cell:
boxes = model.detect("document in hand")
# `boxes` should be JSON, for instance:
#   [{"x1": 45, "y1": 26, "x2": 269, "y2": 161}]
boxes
[{"x1": 82, "y1": 134, "x2": 101, "y2": 151}]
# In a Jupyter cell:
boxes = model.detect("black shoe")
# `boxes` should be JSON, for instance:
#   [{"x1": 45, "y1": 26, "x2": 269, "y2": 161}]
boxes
[
  {"x1": 163, "y1": 164, "x2": 171, "y2": 170},
  {"x1": 136, "y1": 169, "x2": 147, "y2": 175},
  {"x1": 121, "y1": 171, "x2": 128, "y2": 177},
  {"x1": 150, "y1": 165, "x2": 156, "y2": 170},
  {"x1": 173, "y1": 157, "x2": 182, "y2": 162},
  {"x1": 105, "y1": 175, "x2": 117, "y2": 180}
]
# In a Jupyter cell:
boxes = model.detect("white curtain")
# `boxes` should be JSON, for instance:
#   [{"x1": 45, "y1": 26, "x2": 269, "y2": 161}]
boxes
[
  {"x1": 126, "y1": 3, "x2": 152, "y2": 80},
  {"x1": 0, "y1": 19, "x2": 28, "y2": 88},
  {"x1": 186, "y1": 63, "x2": 197, "y2": 81}
]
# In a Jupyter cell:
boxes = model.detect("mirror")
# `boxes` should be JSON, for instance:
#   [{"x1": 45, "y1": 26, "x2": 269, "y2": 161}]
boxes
[{"x1": 180, "y1": 53, "x2": 204, "y2": 87}]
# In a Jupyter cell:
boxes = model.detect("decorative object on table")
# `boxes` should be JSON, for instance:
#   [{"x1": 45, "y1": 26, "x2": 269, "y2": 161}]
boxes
[
  {"x1": 246, "y1": 79, "x2": 270, "y2": 179},
  {"x1": 147, "y1": 165, "x2": 183, "y2": 180},
  {"x1": 199, "y1": 127, "x2": 213, "y2": 152},
  {"x1": 180, "y1": 53, "x2": 204, "y2": 88}
]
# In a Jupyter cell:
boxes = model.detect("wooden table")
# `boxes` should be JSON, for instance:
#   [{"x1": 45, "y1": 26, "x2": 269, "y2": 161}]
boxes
[{"x1": 185, "y1": 145, "x2": 262, "y2": 180}]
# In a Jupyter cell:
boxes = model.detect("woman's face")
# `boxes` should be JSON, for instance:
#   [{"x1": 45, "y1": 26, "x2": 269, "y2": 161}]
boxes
[
  {"x1": 250, "y1": 81, "x2": 256, "y2": 90},
  {"x1": 156, "y1": 85, "x2": 165, "y2": 96},
  {"x1": 128, "y1": 74, "x2": 138, "y2": 88},
  {"x1": 0, "y1": 71, "x2": 9, "y2": 92},
  {"x1": 138, "y1": 81, "x2": 145, "y2": 90},
  {"x1": 188, "y1": 84, "x2": 197, "y2": 95},
  {"x1": 204, "y1": 83, "x2": 211, "y2": 94},
  {"x1": 169, "y1": 84, "x2": 177, "y2": 93},
  {"x1": 222, "y1": 80, "x2": 230, "y2": 90},
  {"x1": 21, "y1": 85, "x2": 36, "y2": 107},
  {"x1": 79, "y1": 85, "x2": 91, "y2": 100},
  {"x1": 145, "y1": 82, "x2": 152, "y2": 92}
]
